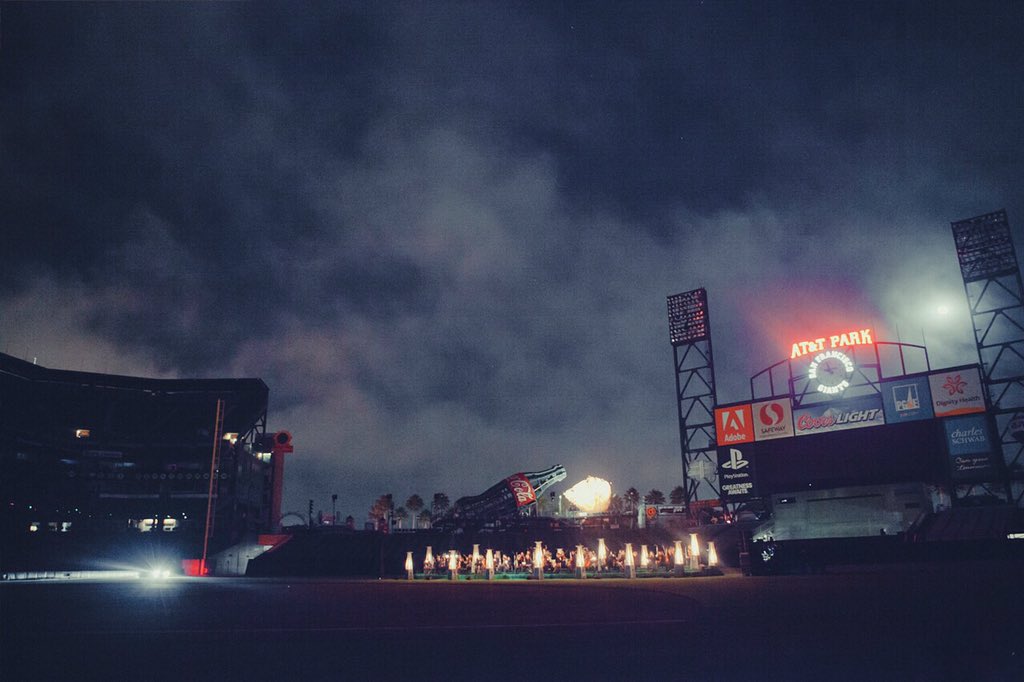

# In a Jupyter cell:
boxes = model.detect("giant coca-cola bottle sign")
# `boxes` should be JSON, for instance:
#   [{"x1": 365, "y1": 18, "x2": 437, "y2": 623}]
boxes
[{"x1": 505, "y1": 473, "x2": 537, "y2": 507}]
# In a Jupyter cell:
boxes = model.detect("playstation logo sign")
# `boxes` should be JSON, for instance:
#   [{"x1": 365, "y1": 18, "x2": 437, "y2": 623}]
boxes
[
  {"x1": 721, "y1": 448, "x2": 750, "y2": 470},
  {"x1": 717, "y1": 444, "x2": 757, "y2": 501}
]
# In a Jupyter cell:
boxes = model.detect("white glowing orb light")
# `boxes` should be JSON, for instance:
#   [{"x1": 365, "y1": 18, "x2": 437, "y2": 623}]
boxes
[
  {"x1": 707, "y1": 541, "x2": 718, "y2": 567},
  {"x1": 674, "y1": 540, "x2": 685, "y2": 566},
  {"x1": 448, "y1": 550, "x2": 458, "y2": 571},
  {"x1": 563, "y1": 476, "x2": 613, "y2": 513},
  {"x1": 640, "y1": 545, "x2": 650, "y2": 568},
  {"x1": 690, "y1": 533, "x2": 700, "y2": 558},
  {"x1": 533, "y1": 541, "x2": 544, "y2": 569},
  {"x1": 485, "y1": 549, "x2": 494, "y2": 571},
  {"x1": 624, "y1": 543, "x2": 635, "y2": 567},
  {"x1": 404, "y1": 551, "x2": 414, "y2": 572},
  {"x1": 424, "y1": 546, "x2": 434, "y2": 569},
  {"x1": 575, "y1": 544, "x2": 585, "y2": 569}
]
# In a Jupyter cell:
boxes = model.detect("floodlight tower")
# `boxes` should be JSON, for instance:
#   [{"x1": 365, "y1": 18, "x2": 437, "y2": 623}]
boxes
[
  {"x1": 667, "y1": 288, "x2": 718, "y2": 511},
  {"x1": 951, "y1": 209, "x2": 1024, "y2": 506}
]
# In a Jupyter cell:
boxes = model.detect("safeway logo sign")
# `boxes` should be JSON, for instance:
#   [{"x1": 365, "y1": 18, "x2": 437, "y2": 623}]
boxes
[
  {"x1": 715, "y1": 404, "x2": 754, "y2": 446},
  {"x1": 720, "y1": 448, "x2": 749, "y2": 470},
  {"x1": 752, "y1": 398, "x2": 794, "y2": 441}
]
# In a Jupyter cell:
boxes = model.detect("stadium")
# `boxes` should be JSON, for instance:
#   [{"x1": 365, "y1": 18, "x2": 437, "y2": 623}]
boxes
[
  {"x1": 667, "y1": 210, "x2": 1024, "y2": 567},
  {"x1": 0, "y1": 352, "x2": 288, "y2": 575}
]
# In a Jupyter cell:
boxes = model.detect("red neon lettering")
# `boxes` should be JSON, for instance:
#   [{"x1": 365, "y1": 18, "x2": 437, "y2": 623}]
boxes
[{"x1": 790, "y1": 328, "x2": 874, "y2": 358}]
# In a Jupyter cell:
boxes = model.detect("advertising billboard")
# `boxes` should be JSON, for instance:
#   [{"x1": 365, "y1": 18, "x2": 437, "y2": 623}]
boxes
[
  {"x1": 717, "y1": 444, "x2": 757, "y2": 502},
  {"x1": 752, "y1": 398, "x2": 794, "y2": 441},
  {"x1": 928, "y1": 367, "x2": 986, "y2": 417},
  {"x1": 944, "y1": 415, "x2": 997, "y2": 481},
  {"x1": 794, "y1": 394, "x2": 885, "y2": 437},
  {"x1": 715, "y1": 404, "x2": 754, "y2": 446},
  {"x1": 881, "y1": 376, "x2": 934, "y2": 423}
]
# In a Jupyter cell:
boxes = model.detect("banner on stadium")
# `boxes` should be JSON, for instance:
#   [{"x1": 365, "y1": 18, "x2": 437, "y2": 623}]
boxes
[
  {"x1": 928, "y1": 367, "x2": 986, "y2": 417},
  {"x1": 752, "y1": 398, "x2": 794, "y2": 441},
  {"x1": 881, "y1": 376, "x2": 934, "y2": 423},
  {"x1": 944, "y1": 415, "x2": 997, "y2": 481},
  {"x1": 793, "y1": 394, "x2": 885, "y2": 437},
  {"x1": 715, "y1": 404, "x2": 754, "y2": 446},
  {"x1": 717, "y1": 444, "x2": 757, "y2": 502}
]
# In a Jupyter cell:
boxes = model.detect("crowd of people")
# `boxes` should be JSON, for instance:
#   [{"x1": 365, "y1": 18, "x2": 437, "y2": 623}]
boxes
[{"x1": 416, "y1": 541, "x2": 706, "y2": 575}]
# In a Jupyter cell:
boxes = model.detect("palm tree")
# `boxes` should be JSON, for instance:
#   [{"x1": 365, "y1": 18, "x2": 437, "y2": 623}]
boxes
[
  {"x1": 670, "y1": 485, "x2": 686, "y2": 505},
  {"x1": 431, "y1": 492, "x2": 450, "y2": 521},
  {"x1": 393, "y1": 506, "x2": 408, "y2": 529},
  {"x1": 417, "y1": 509, "x2": 432, "y2": 529},
  {"x1": 405, "y1": 494, "x2": 425, "y2": 528},
  {"x1": 645, "y1": 489, "x2": 666, "y2": 505},
  {"x1": 607, "y1": 494, "x2": 624, "y2": 515},
  {"x1": 624, "y1": 487, "x2": 640, "y2": 514}
]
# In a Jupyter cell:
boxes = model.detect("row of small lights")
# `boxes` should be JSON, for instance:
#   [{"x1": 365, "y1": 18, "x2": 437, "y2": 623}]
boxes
[{"x1": 405, "y1": 534, "x2": 718, "y2": 580}]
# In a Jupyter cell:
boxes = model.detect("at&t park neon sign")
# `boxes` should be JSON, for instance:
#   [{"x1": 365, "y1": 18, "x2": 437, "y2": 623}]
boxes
[{"x1": 790, "y1": 328, "x2": 874, "y2": 359}]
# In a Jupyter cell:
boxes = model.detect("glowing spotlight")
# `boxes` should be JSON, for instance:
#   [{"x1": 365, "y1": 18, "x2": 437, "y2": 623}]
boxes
[{"x1": 707, "y1": 542, "x2": 718, "y2": 567}]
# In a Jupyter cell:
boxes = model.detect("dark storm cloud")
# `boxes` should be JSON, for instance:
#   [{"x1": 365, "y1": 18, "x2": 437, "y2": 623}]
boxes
[{"x1": 3, "y1": 1, "x2": 1023, "y2": 517}]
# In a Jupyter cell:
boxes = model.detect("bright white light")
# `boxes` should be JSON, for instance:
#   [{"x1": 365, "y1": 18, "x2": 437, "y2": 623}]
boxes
[
  {"x1": 707, "y1": 542, "x2": 718, "y2": 567},
  {"x1": 447, "y1": 550, "x2": 457, "y2": 571},
  {"x1": 690, "y1": 533, "x2": 700, "y2": 557},
  {"x1": 533, "y1": 541, "x2": 544, "y2": 569},
  {"x1": 673, "y1": 540, "x2": 684, "y2": 566},
  {"x1": 485, "y1": 549, "x2": 494, "y2": 570},
  {"x1": 937, "y1": 304, "x2": 950, "y2": 316},
  {"x1": 404, "y1": 552, "x2": 413, "y2": 572},
  {"x1": 640, "y1": 545, "x2": 649, "y2": 568},
  {"x1": 424, "y1": 546, "x2": 434, "y2": 569},
  {"x1": 624, "y1": 543, "x2": 634, "y2": 567},
  {"x1": 575, "y1": 545, "x2": 585, "y2": 569},
  {"x1": 148, "y1": 565, "x2": 173, "y2": 580},
  {"x1": 597, "y1": 538, "x2": 607, "y2": 563},
  {"x1": 562, "y1": 476, "x2": 612, "y2": 513}
]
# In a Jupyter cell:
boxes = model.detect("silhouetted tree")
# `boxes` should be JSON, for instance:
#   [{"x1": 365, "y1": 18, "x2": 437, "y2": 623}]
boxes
[
  {"x1": 405, "y1": 494, "x2": 425, "y2": 528},
  {"x1": 394, "y1": 506, "x2": 408, "y2": 528},
  {"x1": 431, "y1": 492, "x2": 450, "y2": 520},
  {"x1": 369, "y1": 493, "x2": 394, "y2": 530},
  {"x1": 625, "y1": 487, "x2": 640, "y2": 513},
  {"x1": 645, "y1": 489, "x2": 666, "y2": 505},
  {"x1": 607, "y1": 494, "x2": 624, "y2": 515},
  {"x1": 670, "y1": 485, "x2": 686, "y2": 505},
  {"x1": 417, "y1": 509, "x2": 432, "y2": 529}
]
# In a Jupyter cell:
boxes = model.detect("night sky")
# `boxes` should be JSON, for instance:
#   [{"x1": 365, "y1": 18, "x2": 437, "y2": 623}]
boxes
[{"x1": 3, "y1": 1, "x2": 1022, "y2": 520}]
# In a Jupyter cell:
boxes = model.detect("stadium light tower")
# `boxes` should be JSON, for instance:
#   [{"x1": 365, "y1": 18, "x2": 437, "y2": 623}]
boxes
[
  {"x1": 952, "y1": 210, "x2": 1024, "y2": 506},
  {"x1": 667, "y1": 288, "x2": 718, "y2": 511}
]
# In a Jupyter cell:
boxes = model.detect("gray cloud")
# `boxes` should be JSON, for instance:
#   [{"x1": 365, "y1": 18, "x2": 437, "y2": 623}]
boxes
[{"x1": 3, "y1": 1, "x2": 1022, "y2": 518}]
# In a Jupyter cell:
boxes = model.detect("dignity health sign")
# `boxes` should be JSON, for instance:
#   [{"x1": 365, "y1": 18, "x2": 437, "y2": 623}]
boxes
[{"x1": 928, "y1": 367, "x2": 986, "y2": 417}]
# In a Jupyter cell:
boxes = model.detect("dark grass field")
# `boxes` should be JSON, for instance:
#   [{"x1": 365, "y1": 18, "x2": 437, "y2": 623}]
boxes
[{"x1": 3, "y1": 560, "x2": 1023, "y2": 681}]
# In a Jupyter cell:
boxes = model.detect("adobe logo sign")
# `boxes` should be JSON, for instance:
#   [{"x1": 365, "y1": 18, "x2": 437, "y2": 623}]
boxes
[
  {"x1": 715, "y1": 404, "x2": 754, "y2": 446},
  {"x1": 752, "y1": 398, "x2": 794, "y2": 441}
]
